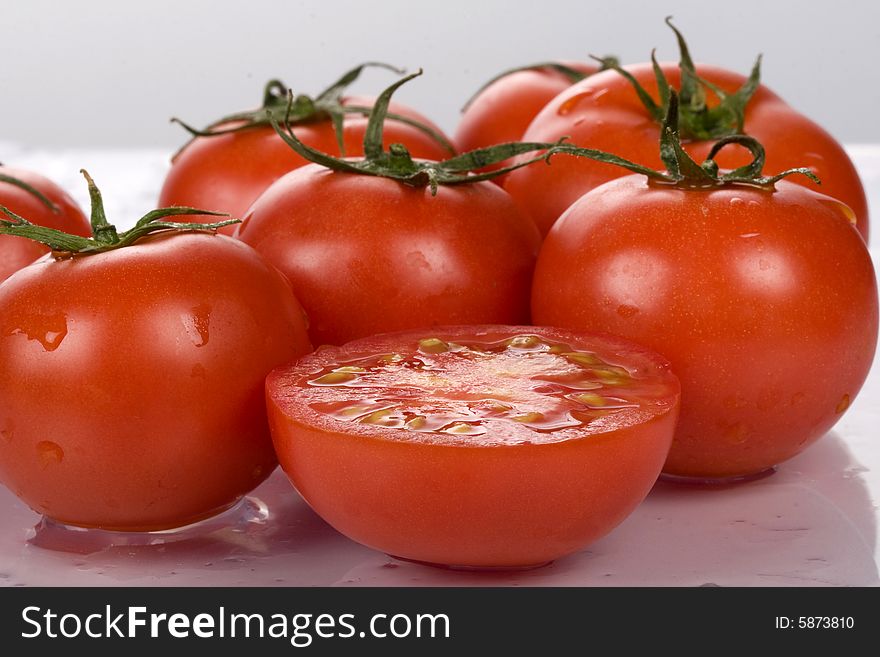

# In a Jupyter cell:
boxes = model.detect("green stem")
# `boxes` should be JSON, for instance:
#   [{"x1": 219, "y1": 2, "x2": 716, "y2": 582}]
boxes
[
  {"x1": 0, "y1": 171, "x2": 237, "y2": 255},
  {"x1": 600, "y1": 17, "x2": 762, "y2": 140},
  {"x1": 557, "y1": 90, "x2": 820, "y2": 190},
  {"x1": 270, "y1": 74, "x2": 817, "y2": 198},
  {"x1": 461, "y1": 57, "x2": 619, "y2": 112},
  {"x1": 0, "y1": 172, "x2": 59, "y2": 213},
  {"x1": 170, "y1": 62, "x2": 453, "y2": 158},
  {"x1": 270, "y1": 72, "x2": 578, "y2": 195}
]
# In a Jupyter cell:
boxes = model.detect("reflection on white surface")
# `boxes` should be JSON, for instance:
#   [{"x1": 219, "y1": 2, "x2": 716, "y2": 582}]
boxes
[{"x1": 0, "y1": 433, "x2": 875, "y2": 587}]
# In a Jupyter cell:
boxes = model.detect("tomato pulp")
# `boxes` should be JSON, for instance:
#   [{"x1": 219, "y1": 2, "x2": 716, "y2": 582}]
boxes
[
  {"x1": 0, "y1": 233, "x2": 312, "y2": 531},
  {"x1": 266, "y1": 326, "x2": 680, "y2": 568},
  {"x1": 532, "y1": 177, "x2": 878, "y2": 480}
]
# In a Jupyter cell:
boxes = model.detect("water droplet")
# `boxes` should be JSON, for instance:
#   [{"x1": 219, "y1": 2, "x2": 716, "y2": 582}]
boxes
[
  {"x1": 723, "y1": 423, "x2": 748, "y2": 445},
  {"x1": 5, "y1": 312, "x2": 68, "y2": 351},
  {"x1": 0, "y1": 419, "x2": 13, "y2": 443},
  {"x1": 729, "y1": 197, "x2": 744, "y2": 208},
  {"x1": 37, "y1": 441, "x2": 64, "y2": 466},
  {"x1": 181, "y1": 303, "x2": 211, "y2": 347},
  {"x1": 616, "y1": 304, "x2": 639, "y2": 318},
  {"x1": 836, "y1": 394, "x2": 851, "y2": 414},
  {"x1": 819, "y1": 198, "x2": 857, "y2": 226},
  {"x1": 739, "y1": 232, "x2": 760, "y2": 239},
  {"x1": 557, "y1": 91, "x2": 593, "y2": 115}
]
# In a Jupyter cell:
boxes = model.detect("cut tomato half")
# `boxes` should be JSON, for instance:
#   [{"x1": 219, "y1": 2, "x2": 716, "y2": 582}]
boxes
[{"x1": 266, "y1": 325, "x2": 680, "y2": 568}]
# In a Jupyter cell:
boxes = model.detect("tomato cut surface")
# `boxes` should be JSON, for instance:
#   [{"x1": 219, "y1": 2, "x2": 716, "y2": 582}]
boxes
[{"x1": 267, "y1": 325, "x2": 679, "y2": 568}]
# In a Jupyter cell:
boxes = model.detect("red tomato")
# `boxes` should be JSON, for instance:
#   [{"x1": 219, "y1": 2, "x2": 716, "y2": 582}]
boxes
[
  {"x1": 158, "y1": 98, "x2": 453, "y2": 233},
  {"x1": 504, "y1": 63, "x2": 869, "y2": 240},
  {"x1": 236, "y1": 166, "x2": 541, "y2": 345},
  {"x1": 0, "y1": 233, "x2": 311, "y2": 530},
  {"x1": 266, "y1": 325, "x2": 680, "y2": 568},
  {"x1": 0, "y1": 166, "x2": 90, "y2": 282},
  {"x1": 532, "y1": 176, "x2": 878, "y2": 480},
  {"x1": 455, "y1": 61, "x2": 599, "y2": 172}
]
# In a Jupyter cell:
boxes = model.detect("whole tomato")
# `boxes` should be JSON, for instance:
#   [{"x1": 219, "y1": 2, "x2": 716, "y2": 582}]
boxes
[
  {"x1": 0, "y1": 166, "x2": 90, "y2": 282},
  {"x1": 532, "y1": 109, "x2": 878, "y2": 480},
  {"x1": 239, "y1": 167, "x2": 540, "y2": 346},
  {"x1": 455, "y1": 60, "x2": 607, "y2": 173},
  {"x1": 159, "y1": 66, "x2": 454, "y2": 232},
  {"x1": 237, "y1": 71, "x2": 545, "y2": 346},
  {"x1": 0, "y1": 175, "x2": 312, "y2": 530},
  {"x1": 504, "y1": 23, "x2": 869, "y2": 240}
]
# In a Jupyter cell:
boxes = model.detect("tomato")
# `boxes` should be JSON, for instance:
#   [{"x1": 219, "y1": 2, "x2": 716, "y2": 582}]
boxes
[
  {"x1": 454, "y1": 61, "x2": 600, "y2": 173},
  {"x1": 0, "y1": 229, "x2": 312, "y2": 531},
  {"x1": 504, "y1": 62, "x2": 869, "y2": 240},
  {"x1": 0, "y1": 166, "x2": 90, "y2": 282},
  {"x1": 237, "y1": 165, "x2": 541, "y2": 345},
  {"x1": 158, "y1": 96, "x2": 453, "y2": 233},
  {"x1": 266, "y1": 325, "x2": 680, "y2": 568},
  {"x1": 532, "y1": 176, "x2": 878, "y2": 480}
]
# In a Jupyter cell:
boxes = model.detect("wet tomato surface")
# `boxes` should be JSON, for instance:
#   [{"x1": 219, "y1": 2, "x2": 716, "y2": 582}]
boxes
[{"x1": 0, "y1": 233, "x2": 312, "y2": 531}]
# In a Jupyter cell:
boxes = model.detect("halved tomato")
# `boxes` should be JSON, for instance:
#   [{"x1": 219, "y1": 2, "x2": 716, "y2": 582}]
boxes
[{"x1": 266, "y1": 325, "x2": 680, "y2": 569}]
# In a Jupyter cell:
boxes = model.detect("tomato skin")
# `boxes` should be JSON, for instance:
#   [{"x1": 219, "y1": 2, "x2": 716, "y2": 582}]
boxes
[
  {"x1": 266, "y1": 325, "x2": 679, "y2": 568},
  {"x1": 0, "y1": 167, "x2": 90, "y2": 282},
  {"x1": 237, "y1": 167, "x2": 541, "y2": 346},
  {"x1": 532, "y1": 176, "x2": 878, "y2": 479},
  {"x1": 0, "y1": 233, "x2": 311, "y2": 530},
  {"x1": 454, "y1": 62, "x2": 598, "y2": 173},
  {"x1": 504, "y1": 62, "x2": 870, "y2": 240},
  {"x1": 158, "y1": 99, "x2": 452, "y2": 234}
]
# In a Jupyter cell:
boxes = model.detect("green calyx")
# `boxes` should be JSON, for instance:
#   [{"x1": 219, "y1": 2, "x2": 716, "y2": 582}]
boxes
[
  {"x1": 0, "y1": 170, "x2": 237, "y2": 254},
  {"x1": 270, "y1": 70, "x2": 813, "y2": 195},
  {"x1": 0, "y1": 170, "x2": 59, "y2": 213},
  {"x1": 270, "y1": 70, "x2": 570, "y2": 195},
  {"x1": 555, "y1": 90, "x2": 820, "y2": 190},
  {"x1": 595, "y1": 16, "x2": 761, "y2": 141},
  {"x1": 461, "y1": 56, "x2": 620, "y2": 112},
  {"x1": 171, "y1": 62, "x2": 455, "y2": 157}
]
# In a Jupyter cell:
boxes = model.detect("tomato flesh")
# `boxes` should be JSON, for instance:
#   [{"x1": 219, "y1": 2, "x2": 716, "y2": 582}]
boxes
[{"x1": 267, "y1": 326, "x2": 679, "y2": 568}]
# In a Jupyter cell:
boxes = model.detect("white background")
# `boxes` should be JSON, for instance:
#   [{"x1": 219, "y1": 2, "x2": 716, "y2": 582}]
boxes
[{"x1": 1, "y1": 0, "x2": 878, "y2": 148}]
